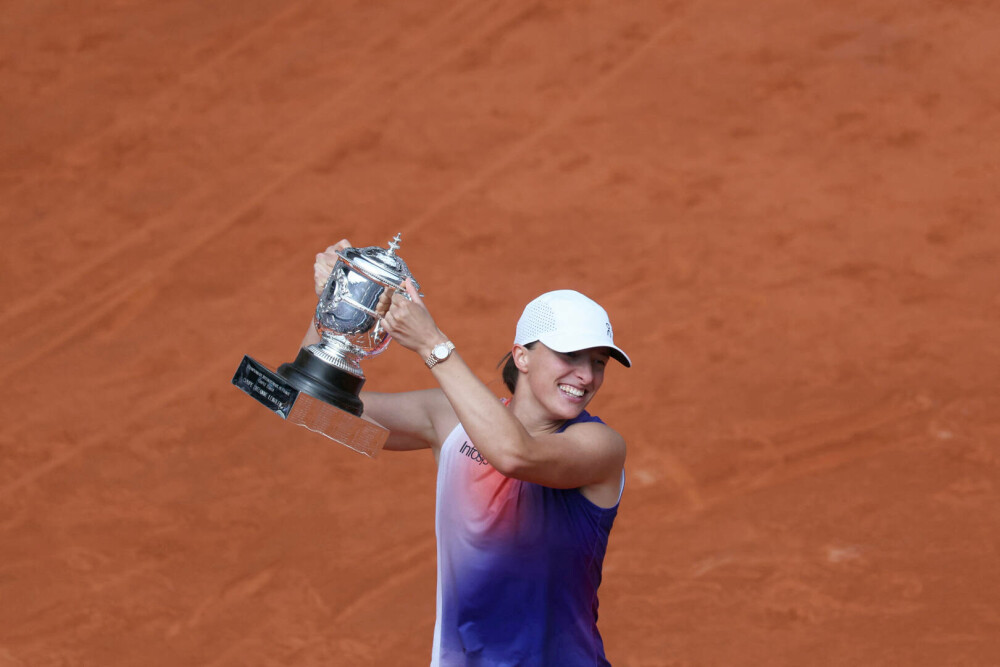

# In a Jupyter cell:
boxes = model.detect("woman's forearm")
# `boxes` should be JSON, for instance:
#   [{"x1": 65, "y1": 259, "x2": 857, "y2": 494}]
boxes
[{"x1": 429, "y1": 353, "x2": 531, "y2": 471}]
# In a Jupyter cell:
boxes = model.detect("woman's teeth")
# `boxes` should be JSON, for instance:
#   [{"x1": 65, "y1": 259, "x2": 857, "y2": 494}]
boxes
[{"x1": 559, "y1": 384, "x2": 584, "y2": 397}]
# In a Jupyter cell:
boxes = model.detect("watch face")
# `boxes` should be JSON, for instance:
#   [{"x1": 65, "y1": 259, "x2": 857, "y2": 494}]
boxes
[{"x1": 433, "y1": 344, "x2": 449, "y2": 360}]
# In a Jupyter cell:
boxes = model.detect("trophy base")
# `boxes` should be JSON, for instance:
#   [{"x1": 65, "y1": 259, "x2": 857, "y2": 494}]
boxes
[
  {"x1": 276, "y1": 347, "x2": 365, "y2": 417},
  {"x1": 232, "y1": 355, "x2": 388, "y2": 457}
]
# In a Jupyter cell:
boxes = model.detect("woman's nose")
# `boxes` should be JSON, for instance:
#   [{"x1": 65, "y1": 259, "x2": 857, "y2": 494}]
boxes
[{"x1": 573, "y1": 359, "x2": 594, "y2": 384}]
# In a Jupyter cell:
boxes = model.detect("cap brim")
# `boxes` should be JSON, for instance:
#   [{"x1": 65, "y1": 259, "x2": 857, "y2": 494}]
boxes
[
  {"x1": 608, "y1": 347, "x2": 632, "y2": 368},
  {"x1": 537, "y1": 334, "x2": 632, "y2": 368}
]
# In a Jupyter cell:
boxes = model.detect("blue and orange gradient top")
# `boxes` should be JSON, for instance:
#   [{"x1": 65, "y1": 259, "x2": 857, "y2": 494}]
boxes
[{"x1": 431, "y1": 410, "x2": 621, "y2": 666}]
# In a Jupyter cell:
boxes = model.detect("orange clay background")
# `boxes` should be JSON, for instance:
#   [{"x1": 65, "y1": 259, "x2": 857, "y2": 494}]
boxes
[{"x1": 2, "y1": 2, "x2": 999, "y2": 665}]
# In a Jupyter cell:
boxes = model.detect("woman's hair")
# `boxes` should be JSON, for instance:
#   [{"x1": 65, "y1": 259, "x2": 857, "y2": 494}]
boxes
[{"x1": 498, "y1": 342, "x2": 537, "y2": 394}]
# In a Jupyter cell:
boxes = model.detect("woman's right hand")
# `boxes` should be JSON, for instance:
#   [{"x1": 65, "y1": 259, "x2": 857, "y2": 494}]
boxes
[{"x1": 314, "y1": 239, "x2": 351, "y2": 296}]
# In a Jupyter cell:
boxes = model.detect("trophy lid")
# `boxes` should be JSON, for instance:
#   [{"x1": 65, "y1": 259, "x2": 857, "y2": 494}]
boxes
[{"x1": 337, "y1": 233, "x2": 420, "y2": 291}]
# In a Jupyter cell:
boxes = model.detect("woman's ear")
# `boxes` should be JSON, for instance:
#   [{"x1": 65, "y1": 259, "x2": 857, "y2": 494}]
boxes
[{"x1": 511, "y1": 344, "x2": 530, "y2": 373}]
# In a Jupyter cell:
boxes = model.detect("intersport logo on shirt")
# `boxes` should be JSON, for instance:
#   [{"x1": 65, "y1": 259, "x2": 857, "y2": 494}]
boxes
[{"x1": 459, "y1": 441, "x2": 489, "y2": 466}]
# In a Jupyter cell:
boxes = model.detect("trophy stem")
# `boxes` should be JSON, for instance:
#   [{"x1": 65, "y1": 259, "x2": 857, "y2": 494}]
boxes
[
  {"x1": 310, "y1": 340, "x2": 365, "y2": 377},
  {"x1": 277, "y1": 348, "x2": 365, "y2": 416}
]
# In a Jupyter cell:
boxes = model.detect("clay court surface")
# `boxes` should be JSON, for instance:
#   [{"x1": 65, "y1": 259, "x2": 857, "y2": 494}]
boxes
[{"x1": 2, "y1": 1, "x2": 999, "y2": 665}]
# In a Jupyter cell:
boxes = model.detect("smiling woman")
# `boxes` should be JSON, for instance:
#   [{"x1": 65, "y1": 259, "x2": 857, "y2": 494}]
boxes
[{"x1": 305, "y1": 241, "x2": 632, "y2": 666}]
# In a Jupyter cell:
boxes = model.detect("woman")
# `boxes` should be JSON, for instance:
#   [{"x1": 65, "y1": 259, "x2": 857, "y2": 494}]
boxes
[{"x1": 307, "y1": 240, "x2": 631, "y2": 667}]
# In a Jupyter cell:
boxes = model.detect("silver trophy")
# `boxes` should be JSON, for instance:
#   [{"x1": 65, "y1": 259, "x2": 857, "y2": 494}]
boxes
[{"x1": 232, "y1": 234, "x2": 418, "y2": 456}]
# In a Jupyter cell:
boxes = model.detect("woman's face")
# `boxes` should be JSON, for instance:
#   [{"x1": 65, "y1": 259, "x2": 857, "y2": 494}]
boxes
[{"x1": 517, "y1": 344, "x2": 610, "y2": 419}]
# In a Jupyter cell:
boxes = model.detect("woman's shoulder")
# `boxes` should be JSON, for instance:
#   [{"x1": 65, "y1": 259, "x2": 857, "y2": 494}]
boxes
[{"x1": 557, "y1": 411, "x2": 626, "y2": 463}]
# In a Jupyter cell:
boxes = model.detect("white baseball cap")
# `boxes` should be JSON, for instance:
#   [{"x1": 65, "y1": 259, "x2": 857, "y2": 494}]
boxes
[{"x1": 514, "y1": 290, "x2": 631, "y2": 367}]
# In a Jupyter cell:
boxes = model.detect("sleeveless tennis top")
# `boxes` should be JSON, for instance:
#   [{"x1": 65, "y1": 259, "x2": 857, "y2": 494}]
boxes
[{"x1": 430, "y1": 410, "x2": 621, "y2": 666}]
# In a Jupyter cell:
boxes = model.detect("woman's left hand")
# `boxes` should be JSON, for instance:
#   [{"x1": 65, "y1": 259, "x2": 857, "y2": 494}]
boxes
[
  {"x1": 382, "y1": 278, "x2": 447, "y2": 357},
  {"x1": 314, "y1": 239, "x2": 351, "y2": 296}
]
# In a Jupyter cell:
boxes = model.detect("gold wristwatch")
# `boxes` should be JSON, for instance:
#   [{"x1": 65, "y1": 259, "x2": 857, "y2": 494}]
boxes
[{"x1": 425, "y1": 341, "x2": 455, "y2": 369}]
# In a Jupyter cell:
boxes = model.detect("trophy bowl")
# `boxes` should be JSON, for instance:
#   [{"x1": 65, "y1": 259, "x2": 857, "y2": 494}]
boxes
[{"x1": 277, "y1": 233, "x2": 419, "y2": 416}]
